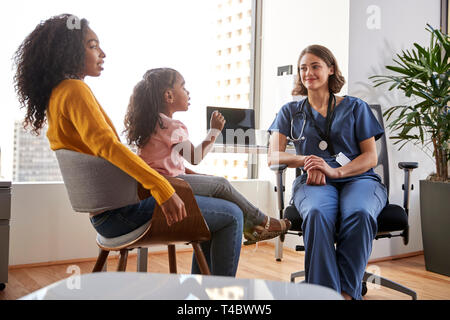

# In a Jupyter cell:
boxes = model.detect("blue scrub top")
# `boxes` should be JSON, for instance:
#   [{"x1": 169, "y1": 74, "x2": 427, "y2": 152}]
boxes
[{"x1": 268, "y1": 96, "x2": 384, "y2": 183}]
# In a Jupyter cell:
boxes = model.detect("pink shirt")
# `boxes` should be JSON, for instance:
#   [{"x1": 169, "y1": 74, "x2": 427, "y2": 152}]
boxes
[{"x1": 138, "y1": 113, "x2": 189, "y2": 177}]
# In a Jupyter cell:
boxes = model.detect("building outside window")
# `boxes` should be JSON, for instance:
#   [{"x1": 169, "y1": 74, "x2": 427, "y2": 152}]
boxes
[
  {"x1": 12, "y1": 121, "x2": 62, "y2": 182},
  {"x1": 191, "y1": 0, "x2": 254, "y2": 180}
]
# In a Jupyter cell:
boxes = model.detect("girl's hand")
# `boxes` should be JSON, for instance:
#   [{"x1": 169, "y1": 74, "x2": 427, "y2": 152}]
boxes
[
  {"x1": 210, "y1": 111, "x2": 225, "y2": 131},
  {"x1": 304, "y1": 155, "x2": 340, "y2": 179},
  {"x1": 306, "y1": 169, "x2": 326, "y2": 185}
]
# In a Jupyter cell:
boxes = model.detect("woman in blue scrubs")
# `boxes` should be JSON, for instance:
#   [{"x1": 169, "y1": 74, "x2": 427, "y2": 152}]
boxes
[{"x1": 268, "y1": 45, "x2": 387, "y2": 300}]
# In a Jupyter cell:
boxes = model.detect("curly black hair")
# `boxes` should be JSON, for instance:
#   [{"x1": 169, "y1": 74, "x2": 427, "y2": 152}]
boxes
[
  {"x1": 124, "y1": 68, "x2": 180, "y2": 148},
  {"x1": 14, "y1": 14, "x2": 89, "y2": 134}
]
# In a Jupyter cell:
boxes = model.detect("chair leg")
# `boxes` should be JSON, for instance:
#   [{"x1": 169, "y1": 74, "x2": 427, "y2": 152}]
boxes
[
  {"x1": 137, "y1": 247, "x2": 148, "y2": 272},
  {"x1": 168, "y1": 244, "x2": 177, "y2": 274},
  {"x1": 92, "y1": 249, "x2": 109, "y2": 273},
  {"x1": 117, "y1": 249, "x2": 129, "y2": 272},
  {"x1": 192, "y1": 242, "x2": 211, "y2": 275}
]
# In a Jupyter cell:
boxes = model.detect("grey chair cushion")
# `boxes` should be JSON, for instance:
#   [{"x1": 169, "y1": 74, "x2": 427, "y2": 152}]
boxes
[
  {"x1": 96, "y1": 221, "x2": 151, "y2": 248},
  {"x1": 55, "y1": 149, "x2": 140, "y2": 213}
]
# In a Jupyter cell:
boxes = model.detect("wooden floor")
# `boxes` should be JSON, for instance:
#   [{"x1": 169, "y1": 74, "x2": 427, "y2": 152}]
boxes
[{"x1": 1, "y1": 243, "x2": 449, "y2": 300}]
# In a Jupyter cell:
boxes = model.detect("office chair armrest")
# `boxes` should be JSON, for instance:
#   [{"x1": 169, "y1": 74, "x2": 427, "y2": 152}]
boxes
[
  {"x1": 398, "y1": 162, "x2": 418, "y2": 170},
  {"x1": 397, "y1": 161, "x2": 419, "y2": 215},
  {"x1": 269, "y1": 164, "x2": 289, "y2": 219},
  {"x1": 270, "y1": 164, "x2": 288, "y2": 172},
  {"x1": 269, "y1": 164, "x2": 288, "y2": 193}
]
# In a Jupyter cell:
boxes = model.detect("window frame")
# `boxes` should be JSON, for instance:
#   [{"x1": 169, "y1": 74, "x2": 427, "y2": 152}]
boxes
[{"x1": 248, "y1": 0, "x2": 263, "y2": 179}]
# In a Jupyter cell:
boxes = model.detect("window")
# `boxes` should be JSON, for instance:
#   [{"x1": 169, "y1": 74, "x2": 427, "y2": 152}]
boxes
[
  {"x1": 0, "y1": 0, "x2": 258, "y2": 181},
  {"x1": 193, "y1": 0, "x2": 255, "y2": 179}
]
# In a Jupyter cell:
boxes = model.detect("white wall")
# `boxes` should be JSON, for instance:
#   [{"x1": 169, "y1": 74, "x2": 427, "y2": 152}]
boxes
[
  {"x1": 9, "y1": 180, "x2": 272, "y2": 265},
  {"x1": 10, "y1": 183, "x2": 98, "y2": 265},
  {"x1": 259, "y1": 0, "x2": 350, "y2": 131},
  {"x1": 347, "y1": 0, "x2": 441, "y2": 258}
]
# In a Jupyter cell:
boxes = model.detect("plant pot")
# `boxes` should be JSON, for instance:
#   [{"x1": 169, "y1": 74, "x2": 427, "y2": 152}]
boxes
[{"x1": 419, "y1": 180, "x2": 450, "y2": 276}]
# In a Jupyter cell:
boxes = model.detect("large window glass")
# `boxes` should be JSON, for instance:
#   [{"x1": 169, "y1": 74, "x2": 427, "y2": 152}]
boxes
[{"x1": 0, "y1": 0, "x2": 255, "y2": 182}]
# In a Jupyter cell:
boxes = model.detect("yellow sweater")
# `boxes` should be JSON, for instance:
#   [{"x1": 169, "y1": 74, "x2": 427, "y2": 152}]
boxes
[{"x1": 46, "y1": 79, "x2": 175, "y2": 204}]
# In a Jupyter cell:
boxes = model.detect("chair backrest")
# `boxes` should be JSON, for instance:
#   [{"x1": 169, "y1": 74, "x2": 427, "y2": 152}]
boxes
[
  {"x1": 129, "y1": 177, "x2": 211, "y2": 248},
  {"x1": 96, "y1": 176, "x2": 211, "y2": 250},
  {"x1": 369, "y1": 104, "x2": 390, "y2": 196},
  {"x1": 55, "y1": 149, "x2": 140, "y2": 213}
]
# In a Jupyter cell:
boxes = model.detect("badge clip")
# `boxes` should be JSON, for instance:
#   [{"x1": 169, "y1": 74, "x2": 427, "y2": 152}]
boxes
[{"x1": 335, "y1": 152, "x2": 351, "y2": 166}]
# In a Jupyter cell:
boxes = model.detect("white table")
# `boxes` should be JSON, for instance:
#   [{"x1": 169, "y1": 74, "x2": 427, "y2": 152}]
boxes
[{"x1": 21, "y1": 272, "x2": 343, "y2": 300}]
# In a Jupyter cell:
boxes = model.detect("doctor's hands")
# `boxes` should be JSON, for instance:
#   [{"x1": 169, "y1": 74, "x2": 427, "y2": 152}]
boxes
[
  {"x1": 304, "y1": 155, "x2": 340, "y2": 181},
  {"x1": 305, "y1": 169, "x2": 326, "y2": 185}
]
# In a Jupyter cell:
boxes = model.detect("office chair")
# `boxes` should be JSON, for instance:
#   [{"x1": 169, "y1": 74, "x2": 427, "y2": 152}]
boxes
[
  {"x1": 270, "y1": 104, "x2": 418, "y2": 299},
  {"x1": 55, "y1": 149, "x2": 211, "y2": 275}
]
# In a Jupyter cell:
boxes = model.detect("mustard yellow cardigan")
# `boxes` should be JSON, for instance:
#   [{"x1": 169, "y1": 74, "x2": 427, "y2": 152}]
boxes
[{"x1": 46, "y1": 79, "x2": 175, "y2": 204}]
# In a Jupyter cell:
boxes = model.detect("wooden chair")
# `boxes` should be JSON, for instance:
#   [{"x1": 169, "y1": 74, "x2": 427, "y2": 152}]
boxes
[{"x1": 55, "y1": 149, "x2": 211, "y2": 275}]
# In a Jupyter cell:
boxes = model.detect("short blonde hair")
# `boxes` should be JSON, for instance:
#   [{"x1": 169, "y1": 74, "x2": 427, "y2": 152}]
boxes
[{"x1": 292, "y1": 44, "x2": 346, "y2": 96}]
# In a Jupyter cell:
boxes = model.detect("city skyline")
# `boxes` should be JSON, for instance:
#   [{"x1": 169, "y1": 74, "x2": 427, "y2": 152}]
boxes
[{"x1": 13, "y1": 121, "x2": 62, "y2": 182}]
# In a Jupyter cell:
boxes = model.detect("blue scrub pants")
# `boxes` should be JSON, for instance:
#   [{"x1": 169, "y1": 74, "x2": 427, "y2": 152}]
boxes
[{"x1": 291, "y1": 176, "x2": 387, "y2": 299}]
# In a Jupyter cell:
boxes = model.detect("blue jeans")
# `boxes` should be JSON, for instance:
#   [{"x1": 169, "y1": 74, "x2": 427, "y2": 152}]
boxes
[
  {"x1": 90, "y1": 195, "x2": 243, "y2": 277},
  {"x1": 291, "y1": 176, "x2": 387, "y2": 300},
  {"x1": 178, "y1": 174, "x2": 266, "y2": 231}
]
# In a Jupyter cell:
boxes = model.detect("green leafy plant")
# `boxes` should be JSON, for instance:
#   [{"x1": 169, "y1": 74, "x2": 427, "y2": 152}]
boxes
[{"x1": 370, "y1": 24, "x2": 449, "y2": 182}]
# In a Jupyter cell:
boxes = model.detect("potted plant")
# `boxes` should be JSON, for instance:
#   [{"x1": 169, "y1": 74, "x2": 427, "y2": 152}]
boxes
[{"x1": 370, "y1": 24, "x2": 449, "y2": 276}]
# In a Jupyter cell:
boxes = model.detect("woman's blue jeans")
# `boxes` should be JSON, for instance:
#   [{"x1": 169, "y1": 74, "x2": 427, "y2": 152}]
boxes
[{"x1": 90, "y1": 195, "x2": 243, "y2": 277}]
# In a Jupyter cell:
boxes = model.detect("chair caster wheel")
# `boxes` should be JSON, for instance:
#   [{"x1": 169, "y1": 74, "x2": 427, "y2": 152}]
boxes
[
  {"x1": 0, "y1": 283, "x2": 6, "y2": 291},
  {"x1": 276, "y1": 258, "x2": 282, "y2": 262},
  {"x1": 361, "y1": 282, "x2": 367, "y2": 296}
]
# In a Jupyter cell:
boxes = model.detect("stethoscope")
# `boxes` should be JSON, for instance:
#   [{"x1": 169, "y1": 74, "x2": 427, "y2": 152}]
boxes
[{"x1": 289, "y1": 99, "x2": 307, "y2": 142}]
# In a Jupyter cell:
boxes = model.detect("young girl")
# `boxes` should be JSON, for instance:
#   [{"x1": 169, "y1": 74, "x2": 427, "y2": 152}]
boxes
[{"x1": 124, "y1": 68, "x2": 291, "y2": 245}]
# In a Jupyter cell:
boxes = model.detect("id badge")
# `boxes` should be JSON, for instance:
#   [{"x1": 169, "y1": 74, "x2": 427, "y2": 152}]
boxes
[{"x1": 335, "y1": 152, "x2": 351, "y2": 166}]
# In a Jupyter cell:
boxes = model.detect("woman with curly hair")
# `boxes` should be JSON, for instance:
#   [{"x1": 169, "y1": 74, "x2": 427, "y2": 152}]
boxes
[{"x1": 14, "y1": 14, "x2": 243, "y2": 276}]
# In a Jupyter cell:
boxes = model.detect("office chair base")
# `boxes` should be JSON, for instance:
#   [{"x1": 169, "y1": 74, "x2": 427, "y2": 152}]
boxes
[
  {"x1": 290, "y1": 270, "x2": 305, "y2": 283},
  {"x1": 291, "y1": 270, "x2": 417, "y2": 300},
  {"x1": 363, "y1": 271, "x2": 417, "y2": 300}
]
